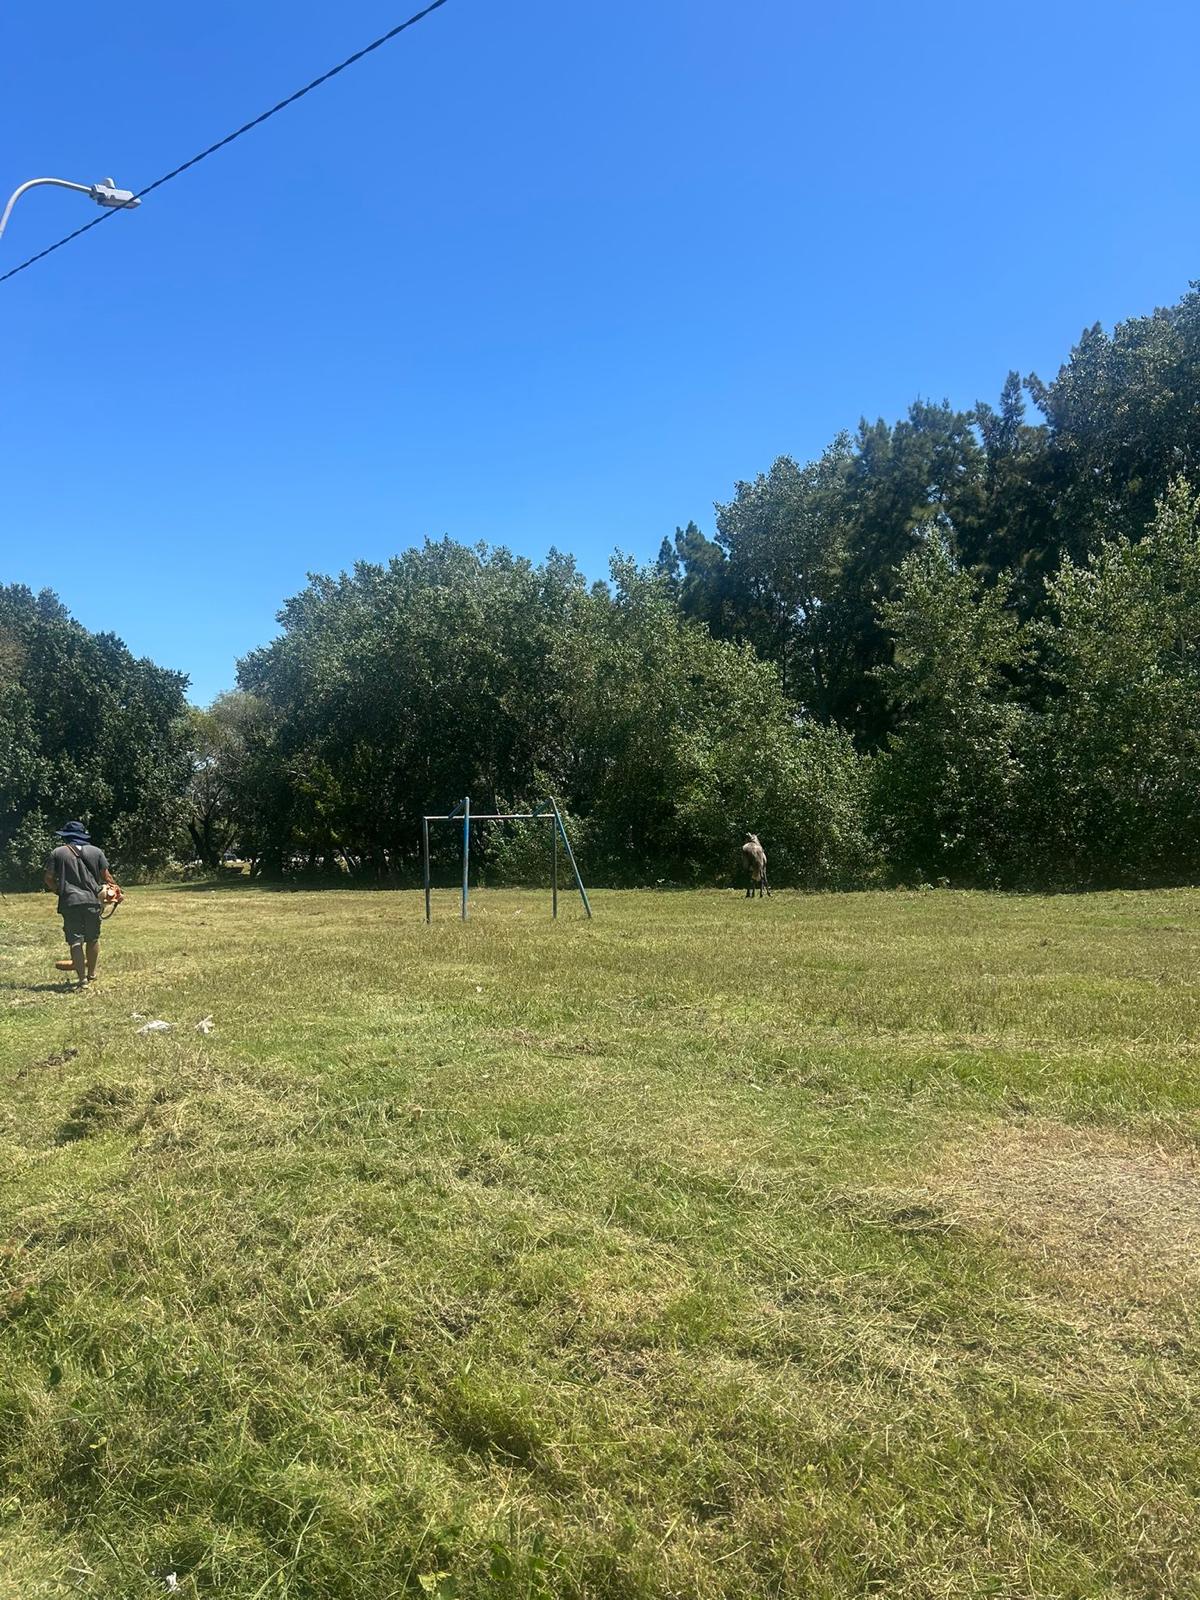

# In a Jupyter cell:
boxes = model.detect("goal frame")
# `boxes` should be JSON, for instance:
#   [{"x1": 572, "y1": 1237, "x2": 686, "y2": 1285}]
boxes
[{"x1": 421, "y1": 796, "x2": 592, "y2": 922}]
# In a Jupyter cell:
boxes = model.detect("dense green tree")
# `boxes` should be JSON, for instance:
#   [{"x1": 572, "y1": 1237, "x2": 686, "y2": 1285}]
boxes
[
  {"x1": 228, "y1": 545, "x2": 877, "y2": 887},
  {"x1": 0, "y1": 585, "x2": 191, "y2": 883},
  {"x1": 676, "y1": 403, "x2": 991, "y2": 744},
  {"x1": 824, "y1": 401, "x2": 988, "y2": 742},
  {"x1": 1031, "y1": 477, "x2": 1200, "y2": 883},
  {"x1": 965, "y1": 371, "x2": 1057, "y2": 600},
  {"x1": 652, "y1": 536, "x2": 682, "y2": 595},
  {"x1": 184, "y1": 691, "x2": 269, "y2": 866},
  {"x1": 1029, "y1": 287, "x2": 1200, "y2": 557},
  {"x1": 873, "y1": 535, "x2": 1030, "y2": 884},
  {"x1": 556, "y1": 560, "x2": 877, "y2": 885},
  {"x1": 236, "y1": 541, "x2": 589, "y2": 873},
  {"x1": 714, "y1": 441, "x2": 852, "y2": 713},
  {"x1": 656, "y1": 521, "x2": 735, "y2": 638}
]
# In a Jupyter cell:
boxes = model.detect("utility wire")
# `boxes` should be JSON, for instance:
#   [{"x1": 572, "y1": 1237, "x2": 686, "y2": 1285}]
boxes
[{"x1": 0, "y1": 0, "x2": 451, "y2": 286}]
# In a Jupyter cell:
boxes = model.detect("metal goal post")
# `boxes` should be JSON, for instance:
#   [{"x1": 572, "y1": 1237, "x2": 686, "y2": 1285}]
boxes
[{"x1": 421, "y1": 796, "x2": 592, "y2": 923}]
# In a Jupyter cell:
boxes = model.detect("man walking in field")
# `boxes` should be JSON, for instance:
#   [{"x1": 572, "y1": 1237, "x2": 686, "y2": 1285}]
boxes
[{"x1": 43, "y1": 821, "x2": 119, "y2": 990}]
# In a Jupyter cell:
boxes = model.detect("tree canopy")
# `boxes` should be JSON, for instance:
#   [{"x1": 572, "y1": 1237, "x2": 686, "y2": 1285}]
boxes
[
  {"x1": 8, "y1": 281, "x2": 1200, "y2": 889},
  {"x1": 0, "y1": 585, "x2": 190, "y2": 881}
]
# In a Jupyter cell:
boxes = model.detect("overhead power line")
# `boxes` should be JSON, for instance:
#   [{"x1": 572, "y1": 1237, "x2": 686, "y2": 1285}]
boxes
[{"x1": 0, "y1": 0, "x2": 452, "y2": 287}]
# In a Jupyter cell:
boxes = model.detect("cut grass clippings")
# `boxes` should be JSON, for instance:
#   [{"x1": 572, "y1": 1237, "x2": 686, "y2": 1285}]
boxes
[{"x1": 1, "y1": 884, "x2": 1199, "y2": 1598}]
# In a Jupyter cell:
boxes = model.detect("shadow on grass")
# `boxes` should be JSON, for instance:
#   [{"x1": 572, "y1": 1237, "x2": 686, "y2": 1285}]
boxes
[
  {"x1": 164, "y1": 876, "x2": 407, "y2": 894},
  {"x1": 0, "y1": 981, "x2": 75, "y2": 993},
  {"x1": 163, "y1": 875, "x2": 717, "y2": 895}
]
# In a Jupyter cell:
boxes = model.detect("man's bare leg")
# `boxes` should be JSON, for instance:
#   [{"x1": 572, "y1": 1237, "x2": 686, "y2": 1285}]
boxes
[
  {"x1": 70, "y1": 943, "x2": 87, "y2": 986},
  {"x1": 85, "y1": 940, "x2": 100, "y2": 982}
]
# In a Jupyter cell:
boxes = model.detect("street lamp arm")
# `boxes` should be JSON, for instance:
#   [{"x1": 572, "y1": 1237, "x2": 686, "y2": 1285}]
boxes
[
  {"x1": 0, "y1": 176, "x2": 139, "y2": 247},
  {"x1": 0, "y1": 178, "x2": 94, "y2": 243}
]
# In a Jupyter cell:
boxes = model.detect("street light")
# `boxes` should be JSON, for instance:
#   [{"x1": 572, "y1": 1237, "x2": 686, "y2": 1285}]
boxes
[{"x1": 0, "y1": 176, "x2": 140, "y2": 248}]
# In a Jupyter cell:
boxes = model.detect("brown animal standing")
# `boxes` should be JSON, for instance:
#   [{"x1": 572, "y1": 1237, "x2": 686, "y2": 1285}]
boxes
[{"x1": 742, "y1": 833, "x2": 770, "y2": 898}]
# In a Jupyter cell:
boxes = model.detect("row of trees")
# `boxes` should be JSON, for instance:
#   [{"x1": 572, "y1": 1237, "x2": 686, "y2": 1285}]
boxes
[
  {"x1": 876, "y1": 478, "x2": 1200, "y2": 885},
  {"x1": 5, "y1": 284, "x2": 1200, "y2": 889},
  {"x1": 187, "y1": 544, "x2": 876, "y2": 886},
  {"x1": 658, "y1": 286, "x2": 1200, "y2": 746}
]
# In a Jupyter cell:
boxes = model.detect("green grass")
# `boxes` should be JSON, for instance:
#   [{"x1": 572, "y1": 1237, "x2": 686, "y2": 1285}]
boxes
[{"x1": 2, "y1": 884, "x2": 1199, "y2": 1599}]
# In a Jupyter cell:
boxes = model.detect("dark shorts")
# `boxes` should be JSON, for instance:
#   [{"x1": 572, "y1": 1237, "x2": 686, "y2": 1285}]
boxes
[{"x1": 62, "y1": 905, "x2": 102, "y2": 947}]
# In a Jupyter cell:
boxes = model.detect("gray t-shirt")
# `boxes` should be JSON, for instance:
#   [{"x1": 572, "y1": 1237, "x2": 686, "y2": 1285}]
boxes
[{"x1": 46, "y1": 844, "x2": 110, "y2": 912}]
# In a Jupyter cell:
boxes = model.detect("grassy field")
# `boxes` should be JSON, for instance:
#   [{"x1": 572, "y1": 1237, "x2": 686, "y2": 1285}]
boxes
[{"x1": 2, "y1": 883, "x2": 1199, "y2": 1599}]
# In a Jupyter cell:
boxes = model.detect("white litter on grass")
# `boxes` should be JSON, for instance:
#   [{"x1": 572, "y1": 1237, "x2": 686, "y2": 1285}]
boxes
[
  {"x1": 194, "y1": 1016, "x2": 215, "y2": 1034},
  {"x1": 164, "y1": 1575, "x2": 180, "y2": 1594},
  {"x1": 136, "y1": 1020, "x2": 172, "y2": 1035}
]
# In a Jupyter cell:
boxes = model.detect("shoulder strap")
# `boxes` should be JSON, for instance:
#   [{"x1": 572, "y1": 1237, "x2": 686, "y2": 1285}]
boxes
[{"x1": 70, "y1": 844, "x2": 103, "y2": 899}]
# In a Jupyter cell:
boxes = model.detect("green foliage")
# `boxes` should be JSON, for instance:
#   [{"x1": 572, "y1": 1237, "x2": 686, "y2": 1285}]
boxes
[
  {"x1": 0, "y1": 585, "x2": 191, "y2": 885},
  {"x1": 556, "y1": 561, "x2": 876, "y2": 885},
  {"x1": 183, "y1": 691, "x2": 274, "y2": 868},
  {"x1": 874, "y1": 535, "x2": 1030, "y2": 885},
  {"x1": 1029, "y1": 286, "x2": 1200, "y2": 553},
  {"x1": 480, "y1": 814, "x2": 596, "y2": 891},
  {"x1": 868, "y1": 478, "x2": 1200, "y2": 887},
  {"x1": 231, "y1": 546, "x2": 876, "y2": 887},
  {"x1": 714, "y1": 442, "x2": 852, "y2": 713},
  {"x1": 666, "y1": 520, "x2": 733, "y2": 636},
  {"x1": 1032, "y1": 477, "x2": 1200, "y2": 883},
  {"x1": 670, "y1": 283, "x2": 1200, "y2": 761},
  {"x1": 236, "y1": 541, "x2": 586, "y2": 876},
  {"x1": 17, "y1": 279, "x2": 1200, "y2": 892},
  {"x1": 695, "y1": 403, "x2": 993, "y2": 742}
]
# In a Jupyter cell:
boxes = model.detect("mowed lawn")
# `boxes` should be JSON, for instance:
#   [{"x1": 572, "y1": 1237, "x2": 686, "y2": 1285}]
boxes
[{"x1": 2, "y1": 884, "x2": 1199, "y2": 1600}]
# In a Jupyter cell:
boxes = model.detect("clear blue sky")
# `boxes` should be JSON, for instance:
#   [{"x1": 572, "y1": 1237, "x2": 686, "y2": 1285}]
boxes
[{"x1": 3, "y1": 0, "x2": 1199, "y2": 705}]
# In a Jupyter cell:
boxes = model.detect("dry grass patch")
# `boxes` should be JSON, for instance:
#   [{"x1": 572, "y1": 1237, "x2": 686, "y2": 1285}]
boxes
[{"x1": 873, "y1": 1119, "x2": 1200, "y2": 1313}]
